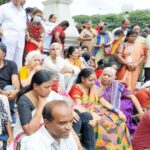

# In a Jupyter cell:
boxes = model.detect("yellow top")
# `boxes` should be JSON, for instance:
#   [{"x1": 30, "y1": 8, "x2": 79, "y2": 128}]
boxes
[
  {"x1": 19, "y1": 66, "x2": 29, "y2": 80},
  {"x1": 74, "y1": 59, "x2": 82, "y2": 68}
]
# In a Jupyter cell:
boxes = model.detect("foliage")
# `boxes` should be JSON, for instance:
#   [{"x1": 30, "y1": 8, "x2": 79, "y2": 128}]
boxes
[
  {"x1": 73, "y1": 9, "x2": 150, "y2": 31},
  {"x1": 0, "y1": 0, "x2": 10, "y2": 5}
]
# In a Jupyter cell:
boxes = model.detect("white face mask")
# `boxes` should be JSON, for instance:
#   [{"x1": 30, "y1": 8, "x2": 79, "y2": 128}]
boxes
[{"x1": 33, "y1": 16, "x2": 42, "y2": 23}]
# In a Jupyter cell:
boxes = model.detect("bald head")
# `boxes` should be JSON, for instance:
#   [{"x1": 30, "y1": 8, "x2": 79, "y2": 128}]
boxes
[
  {"x1": 121, "y1": 18, "x2": 130, "y2": 30},
  {"x1": 43, "y1": 100, "x2": 73, "y2": 140},
  {"x1": 42, "y1": 100, "x2": 72, "y2": 122}
]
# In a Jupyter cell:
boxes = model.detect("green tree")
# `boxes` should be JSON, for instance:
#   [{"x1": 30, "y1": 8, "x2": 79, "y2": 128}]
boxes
[
  {"x1": 0, "y1": 0, "x2": 10, "y2": 5},
  {"x1": 73, "y1": 9, "x2": 150, "y2": 31}
]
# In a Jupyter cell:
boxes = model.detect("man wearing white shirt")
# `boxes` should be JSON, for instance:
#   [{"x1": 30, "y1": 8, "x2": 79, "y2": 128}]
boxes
[
  {"x1": 0, "y1": 0, "x2": 26, "y2": 70},
  {"x1": 43, "y1": 42, "x2": 74, "y2": 90},
  {"x1": 112, "y1": 18, "x2": 130, "y2": 38},
  {"x1": 25, "y1": 101, "x2": 78, "y2": 150}
]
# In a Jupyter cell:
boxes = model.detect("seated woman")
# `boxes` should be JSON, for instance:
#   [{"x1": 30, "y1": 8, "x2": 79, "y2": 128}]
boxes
[
  {"x1": 64, "y1": 46, "x2": 81, "y2": 92},
  {"x1": 96, "y1": 67, "x2": 143, "y2": 135},
  {"x1": 69, "y1": 68, "x2": 132, "y2": 149},
  {"x1": 19, "y1": 51, "x2": 43, "y2": 87},
  {"x1": 0, "y1": 95, "x2": 13, "y2": 149},
  {"x1": 8, "y1": 70, "x2": 53, "y2": 150}
]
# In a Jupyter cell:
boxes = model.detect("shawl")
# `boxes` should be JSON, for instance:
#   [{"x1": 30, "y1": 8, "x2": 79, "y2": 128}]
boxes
[
  {"x1": 27, "y1": 22, "x2": 45, "y2": 42},
  {"x1": 93, "y1": 32, "x2": 110, "y2": 56}
]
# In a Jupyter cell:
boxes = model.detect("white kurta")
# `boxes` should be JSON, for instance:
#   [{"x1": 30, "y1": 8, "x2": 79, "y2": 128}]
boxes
[
  {"x1": 42, "y1": 21, "x2": 56, "y2": 52},
  {"x1": 0, "y1": 2, "x2": 26, "y2": 70}
]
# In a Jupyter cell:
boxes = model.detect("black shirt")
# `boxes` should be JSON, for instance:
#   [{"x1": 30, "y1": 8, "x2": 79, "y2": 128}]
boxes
[
  {"x1": 17, "y1": 95, "x2": 35, "y2": 126},
  {"x1": 0, "y1": 59, "x2": 18, "y2": 89}
]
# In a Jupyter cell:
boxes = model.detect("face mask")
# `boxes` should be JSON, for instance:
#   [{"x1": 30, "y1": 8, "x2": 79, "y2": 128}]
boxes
[{"x1": 33, "y1": 16, "x2": 42, "y2": 23}]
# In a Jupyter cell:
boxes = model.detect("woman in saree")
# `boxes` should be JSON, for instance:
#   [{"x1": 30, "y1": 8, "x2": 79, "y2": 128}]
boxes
[
  {"x1": 69, "y1": 68, "x2": 132, "y2": 150},
  {"x1": 79, "y1": 20, "x2": 97, "y2": 54},
  {"x1": 116, "y1": 30, "x2": 147, "y2": 91},
  {"x1": 25, "y1": 8, "x2": 45, "y2": 54},
  {"x1": 96, "y1": 67, "x2": 143, "y2": 135}
]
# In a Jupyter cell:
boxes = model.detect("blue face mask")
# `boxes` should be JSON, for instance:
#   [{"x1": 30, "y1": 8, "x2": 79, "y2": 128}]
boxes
[{"x1": 33, "y1": 16, "x2": 42, "y2": 23}]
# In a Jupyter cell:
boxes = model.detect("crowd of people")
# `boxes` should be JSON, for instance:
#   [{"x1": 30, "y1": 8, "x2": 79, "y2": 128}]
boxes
[{"x1": 0, "y1": 0, "x2": 150, "y2": 150}]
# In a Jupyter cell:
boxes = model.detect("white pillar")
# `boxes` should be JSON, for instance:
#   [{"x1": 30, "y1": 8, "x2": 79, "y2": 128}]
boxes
[{"x1": 42, "y1": 0, "x2": 79, "y2": 48}]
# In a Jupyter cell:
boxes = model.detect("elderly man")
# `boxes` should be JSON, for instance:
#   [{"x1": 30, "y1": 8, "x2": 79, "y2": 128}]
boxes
[
  {"x1": 43, "y1": 42, "x2": 75, "y2": 90},
  {"x1": 24, "y1": 101, "x2": 78, "y2": 150},
  {"x1": 0, "y1": 42, "x2": 20, "y2": 124},
  {"x1": 0, "y1": 0, "x2": 26, "y2": 70}
]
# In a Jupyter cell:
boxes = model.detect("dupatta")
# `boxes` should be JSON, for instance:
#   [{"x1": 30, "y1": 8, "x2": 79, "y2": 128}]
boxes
[{"x1": 93, "y1": 32, "x2": 110, "y2": 56}]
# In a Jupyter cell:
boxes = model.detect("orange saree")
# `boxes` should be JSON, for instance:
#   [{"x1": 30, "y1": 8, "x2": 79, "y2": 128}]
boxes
[{"x1": 117, "y1": 43, "x2": 147, "y2": 91}]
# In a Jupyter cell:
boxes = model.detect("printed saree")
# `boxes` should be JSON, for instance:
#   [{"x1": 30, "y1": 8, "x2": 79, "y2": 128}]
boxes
[
  {"x1": 96, "y1": 80, "x2": 138, "y2": 136},
  {"x1": 69, "y1": 84, "x2": 132, "y2": 149}
]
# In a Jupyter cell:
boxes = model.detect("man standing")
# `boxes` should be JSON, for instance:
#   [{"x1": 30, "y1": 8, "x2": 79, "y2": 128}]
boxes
[
  {"x1": 0, "y1": 0, "x2": 26, "y2": 70},
  {"x1": 24, "y1": 101, "x2": 78, "y2": 150},
  {"x1": 112, "y1": 18, "x2": 130, "y2": 38}
]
